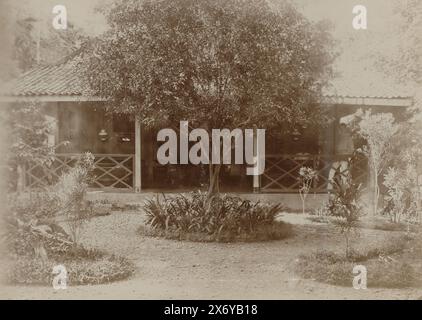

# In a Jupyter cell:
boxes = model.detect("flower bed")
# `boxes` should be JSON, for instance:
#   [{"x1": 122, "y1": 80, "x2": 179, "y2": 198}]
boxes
[{"x1": 140, "y1": 192, "x2": 294, "y2": 242}]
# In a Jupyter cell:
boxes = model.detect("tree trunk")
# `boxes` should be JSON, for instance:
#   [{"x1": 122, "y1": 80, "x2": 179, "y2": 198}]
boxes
[
  {"x1": 17, "y1": 164, "x2": 25, "y2": 194},
  {"x1": 205, "y1": 164, "x2": 221, "y2": 212},
  {"x1": 370, "y1": 161, "x2": 379, "y2": 217},
  {"x1": 300, "y1": 192, "x2": 306, "y2": 215},
  {"x1": 208, "y1": 163, "x2": 221, "y2": 196},
  {"x1": 373, "y1": 171, "x2": 379, "y2": 216},
  {"x1": 33, "y1": 239, "x2": 48, "y2": 262}
]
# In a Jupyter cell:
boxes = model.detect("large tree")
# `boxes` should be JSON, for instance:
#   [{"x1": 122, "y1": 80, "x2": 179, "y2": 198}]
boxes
[
  {"x1": 374, "y1": 0, "x2": 422, "y2": 221},
  {"x1": 383, "y1": 0, "x2": 422, "y2": 86},
  {"x1": 82, "y1": 0, "x2": 336, "y2": 195},
  {"x1": 376, "y1": 0, "x2": 421, "y2": 110},
  {"x1": 12, "y1": 17, "x2": 87, "y2": 73}
]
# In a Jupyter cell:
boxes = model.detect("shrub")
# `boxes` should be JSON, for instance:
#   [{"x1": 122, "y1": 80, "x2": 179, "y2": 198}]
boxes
[
  {"x1": 4, "y1": 204, "x2": 73, "y2": 260},
  {"x1": 296, "y1": 250, "x2": 418, "y2": 288},
  {"x1": 308, "y1": 202, "x2": 332, "y2": 223},
  {"x1": 327, "y1": 157, "x2": 364, "y2": 258},
  {"x1": 383, "y1": 166, "x2": 419, "y2": 227},
  {"x1": 3, "y1": 153, "x2": 135, "y2": 286},
  {"x1": 298, "y1": 167, "x2": 318, "y2": 215},
  {"x1": 52, "y1": 152, "x2": 95, "y2": 244},
  {"x1": 3, "y1": 221, "x2": 135, "y2": 286},
  {"x1": 142, "y1": 191, "x2": 293, "y2": 242},
  {"x1": 296, "y1": 236, "x2": 420, "y2": 288},
  {"x1": 4, "y1": 153, "x2": 95, "y2": 261},
  {"x1": 343, "y1": 109, "x2": 398, "y2": 216},
  {"x1": 4, "y1": 103, "x2": 68, "y2": 192},
  {"x1": 6, "y1": 254, "x2": 135, "y2": 286}
]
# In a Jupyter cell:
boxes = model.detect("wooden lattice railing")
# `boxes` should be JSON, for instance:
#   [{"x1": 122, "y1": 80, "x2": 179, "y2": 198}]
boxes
[
  {"x1": 25, "y1": 154, "x2": 135, "y2": 190},
  {"x1": 261, "y1": 154, "x2": 368, "y2": 193}
]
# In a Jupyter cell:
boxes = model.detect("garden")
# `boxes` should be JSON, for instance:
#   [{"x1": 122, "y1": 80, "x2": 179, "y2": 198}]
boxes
[
  {"x1": 2, "y1": 102, "x2": 422, "y2": 296},
  {"x1": 1, "y1": 0, "x2": 422, "y2": 299}
]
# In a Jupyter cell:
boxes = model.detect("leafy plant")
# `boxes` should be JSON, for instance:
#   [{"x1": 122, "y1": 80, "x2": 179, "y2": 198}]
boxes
[
  {"x1": 298, "y1": 166, "x2": 318, "y2": 214},
  {"x1": 4, "y1": 212, "x2": 73, "y2": 261},
  {"x1": 295, "y1": 235, "x2": 417, "y2": 288},
  {"x1": 383, "y1": 165, "x2": 420, "y2": 231},
  {"x1": 387, "y1": 121, "x2": 422, "y2": 225},
  {"x1": 4, "y1": 153, "x2": 95, "y2": 262},
  {"x1": 4, "y1": 103, "x2": 68, "y2": 192},
  {"x1": 296, "y1": 250, "x2": 418, "y2": 288},
  {"x1": 51, "y1": 152, "x2": 95, "y2": 244},
  {"x1": 6, "y1": 252, "x2": 134, "y2": 286},
  {"x1": 343, "y1": 109, "x2": 398, "y2": 216},
  {"x1": 142, "y1": 191, "x2": 292, "y2": 242},
  {"x1": 327, "y1": 158, "x2": 364, "y2": 258}
]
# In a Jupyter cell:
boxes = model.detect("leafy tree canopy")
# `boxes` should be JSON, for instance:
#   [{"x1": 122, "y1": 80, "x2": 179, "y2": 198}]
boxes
[
  {"x1": 82, "y1": 0, "x2": 336, "y2": 132},
  {"x1": 13, "y1": 18, "x2": 87, "y2": 73}
]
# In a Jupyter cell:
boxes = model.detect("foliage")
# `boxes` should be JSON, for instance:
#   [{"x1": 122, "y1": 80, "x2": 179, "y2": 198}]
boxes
[
  {"x1": 4, "y1": 153, "x2": 95, "y2": 262},
  {"x1": 383, "y1": 167, "x2": 417, "y2": 224},
  {"x1": 142, "y1": 191, "x2": 292, "y2": 242},
  {"x1": 377, "y1": 0, "x2": 422, "y2": 87},
  {"x1": 313, "y1": 201, "x2": 331, "y2": 217},
  {"x1": 296, "y1": 250, "x2": 417, "y2": 288},
  {"x1": 3, "y1": 102, "x2": 69, "y2": 192},
  {"x1": 327, "y1": 157, "x2": 364, "y2": 258},
  {"x1": 298, "y1": 166, "x2": 317, "y2": 214},
  {"x1": 7, "y1": 103, "x2": 56, "y2": 166},
  {"x1": 3, "y1": 152, "x2": 135, "y2": 286},
  {"x1": 4, "y1": 209, "x2": 73, "y2": 260},
  {"x1": 83, "y1": 0, "x2": 335, "y2": 129},
  {"x1": 82, "y1": 0, "x2": 336, "y2": 195},
  {"x1": 343, "y1": 109, "x2": 398, "y2": 216},
  {"x1": 52, "y1": 153, "x2": 95, "y2": 244},
  {"x1": 386, "y1": 118, "x2": 422, "y2": 225},
  {"x1": 3, "y1": 144, "x2": 134, "y2": 287},
  {"x1": 3, "y1": 207, "x2": 135, "y2": 286},
  {"x1": 296, "y1": 236, "x2": 419, "y2": 288},
  {"x1": 307, "y1": 204, "x2": 331, "y2": 224},
  {"x1": 13, "y1": 17, "x2": 87, "y2": 73},
  {"x1": 376, "y1": 1, "x2": 422, "y2": 225},
  {"x1": 6, "y1": 252, "x2": 135, "y2": 286}
]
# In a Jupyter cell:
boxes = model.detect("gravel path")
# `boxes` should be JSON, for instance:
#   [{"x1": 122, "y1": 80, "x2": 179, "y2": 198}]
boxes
[{"x1": 2, "y1": 212, "x2": 421, "y2": 300}]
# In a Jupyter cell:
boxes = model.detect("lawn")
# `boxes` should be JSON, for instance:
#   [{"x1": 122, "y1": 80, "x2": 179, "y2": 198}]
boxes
[{"x1": 1, "y1": 210, "x2": 421, "y2": 300}]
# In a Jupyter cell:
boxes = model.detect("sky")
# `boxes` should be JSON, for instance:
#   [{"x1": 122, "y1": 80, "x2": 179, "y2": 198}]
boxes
[
  {"x1": 2, "y1": 0, "x2": 407, "y2": 92},
  {"x1": 6, "y1": 0, "x2": 398, "y2": 37},
  {"x1": 7, "y1": 0, "x2": 399, "y2": 65}
]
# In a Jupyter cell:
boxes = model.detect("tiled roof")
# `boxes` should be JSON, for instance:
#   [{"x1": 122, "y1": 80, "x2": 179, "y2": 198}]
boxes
[
  {"x1": 323, "y1": 72, "x2": 414, "y2": 99},
  {"x1": 1, "y1": 55, "x2": 414, "y2": 100},
  {"x1": 2, "y1": 58, "x2": 83, "y2": 97}
]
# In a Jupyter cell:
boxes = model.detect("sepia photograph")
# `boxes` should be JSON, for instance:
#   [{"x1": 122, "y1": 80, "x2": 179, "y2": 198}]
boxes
[{"x1": 0, "y1": 0, "x2": 421, "y2": 304}]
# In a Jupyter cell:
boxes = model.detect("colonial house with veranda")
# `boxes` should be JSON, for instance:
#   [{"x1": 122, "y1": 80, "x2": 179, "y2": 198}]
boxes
[{"x1": 0, "y1": 56, "x2": 414, "y2": 209}]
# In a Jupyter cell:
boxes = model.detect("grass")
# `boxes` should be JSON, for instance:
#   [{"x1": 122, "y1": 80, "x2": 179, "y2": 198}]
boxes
[
  {"x1": 138, "y1": 221, "x2": 294, "y2": 243},
  {"x1": 4, "y1": 245, "x2": 135, "y2": 286},
  {"x1": 295, "y1": 234, "x2": 422, "y2": 288},
  {"x1": 306, "y1": 215, "x2": 419, "y2": 232}
]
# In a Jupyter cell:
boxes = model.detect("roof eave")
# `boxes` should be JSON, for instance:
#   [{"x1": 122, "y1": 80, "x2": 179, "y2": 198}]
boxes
[
  {"x1": 1, "y1": 94, "x2": 413, "y2": 107},
  {"x1": 322, "y1": 95, "x2": 413, "y2": 107},
  {"x1": 0, "y1": 95, "x2": 106, "y2": 103}
]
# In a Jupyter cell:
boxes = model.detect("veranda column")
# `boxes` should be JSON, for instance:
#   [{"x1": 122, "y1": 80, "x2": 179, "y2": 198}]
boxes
[
  {"x1": 253, "y1": 125, "x2": 261, "y2": 193},
  {"x1": 135, "y1": 116, "x2": 142, "y2": 193}
]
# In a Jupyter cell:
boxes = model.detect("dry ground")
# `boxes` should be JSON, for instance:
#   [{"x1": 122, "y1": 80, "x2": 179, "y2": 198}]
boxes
[{"x1": 1, "y1": 211, "x2": 421, "y2": 300}]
